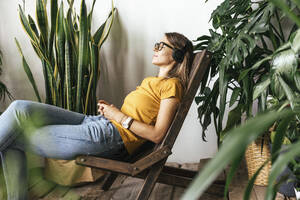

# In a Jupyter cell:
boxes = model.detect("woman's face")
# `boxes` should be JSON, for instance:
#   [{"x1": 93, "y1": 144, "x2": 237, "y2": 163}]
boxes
[{"x1": 152, "y1": 36, "x2": 175, "y2": 67}]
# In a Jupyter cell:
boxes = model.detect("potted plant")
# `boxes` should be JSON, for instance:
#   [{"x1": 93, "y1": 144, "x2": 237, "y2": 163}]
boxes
[
  {"x1": 16, "y1": 0, "x2": 115, "y2": 114},
  {"x1": 192, "y1": 0, "x2": 300, "y2": 198},
  {"x1": 15, "y1": 0, "x2": 115, "y2": 186}
]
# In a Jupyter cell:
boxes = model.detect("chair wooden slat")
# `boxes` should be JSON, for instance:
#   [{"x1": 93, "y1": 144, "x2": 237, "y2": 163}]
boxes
[{"x1": 160, "y1": 50, "x2": 210, "y2": 148}]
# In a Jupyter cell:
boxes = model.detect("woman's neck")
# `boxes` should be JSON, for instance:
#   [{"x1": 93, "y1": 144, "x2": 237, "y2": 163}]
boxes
[{"x1": 157, "y1": 64, "x2": 173, "y2": 77}]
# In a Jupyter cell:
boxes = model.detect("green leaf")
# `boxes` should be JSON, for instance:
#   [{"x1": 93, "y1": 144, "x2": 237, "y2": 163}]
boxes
[
  {"x1": 28, "y1": 15, "x2": 39, "y2": 37},
  {"x1": 197, "y1": 80, "x2": 220, "y2": 138},
  {"x1": 84, "y1": 44, "x2": 94, "y2": 114},
  {"x1": 271, "y1": 74, "x2": 285, "y2": 100},
  {"x1": 244, "y1": 159, "x2": 270, "y2": 200},
  {"x1": 15, "y1": 38, "x2": 41, "y2": 102},
  {"x1": 241, "y1": 75, "x2": 252, "y2": 116},
  {"x1": 36, "y1": 0, "x2": 49, "y2": 48},
  {"x1": 207, "y1": 29, "x2": 225, "y2": 52},
  {"x1": 56, "y1": 1, "x2": 66, "y2": 85},
  {"x1": 227, "y1": 33, "x2": 256, "y2": 64},
  {"x1": 253, "y1": 76, "x2": 271, "y2": 100},
  {"x1": 259, "y1": 88, "x2": 267, "y2": 112},
  {"x1": 65, "y1": 9, "x2": 78, "y2": 61},
  {"x1": 229, "y1": 87, "x2": 241, "y2": 107},
  {"x1": 294, "y1": 72, "x2": 300, "y2": 91},
  {"x1": 278, "y1": 75, "x2": 300, "y2": 112},
  {"x1": 271, "y1": 116, "x2": 292, "y2": 163},
  {"x1": 218, "y1": 58, "x2": 228, "y2": 132},
  {"x1": 271, "y1": 49, "x2": 297, "y2": 82},
  {"x1": 90, "y1": 44, "x2": 99, "y2": 114},
  {"x1": 87, "y1": 0, "x2": 97, "y2": 31},
  {"x1": 238, "y1": 69, "x2": 251, "y2": 82},
  {"x1": 93, "y1": 22, "x2": 105, "y2": 44},
  {"x1": 224, "y1": 153, "x2": 244, "y2": 199},
  {"x1": 18, "y1": 5, "x2": 39, "y2": 44},
  {"x1": 247, "y1": 3, "x2": 274, "y2": 34},
  {"x1": 65, "y1": 41, "x2": 72, "y2": 110},
  {"x1": 220, "y1": 105, "x2": 242, "y2": 142},
  {"x1": 98, "y1": 1, "x2": 115, "y2": 48},
  {"x1": 270, "y1": 131, "x2": 291, "y2": 145},
  {"x1": 266, "y1": 140, "x2": 300, "y2": 200},
  {"x1": 182, "y1": 109, "x2": 294, "y2": 200},
  {"x1": 49, "y1": 0, "x2": 58, "y2": 60},
  {"x1": 194, "y1": 35, "x2": 211, "y2": 42},
  {"x1": 238, "y1": 56, "x2": 272, "y2": 82},
  {"x1": 210, "y1": 0, "x2": 251, "y2": 29},
  {"x1": 76, "y1": 0, "x2": 88, "y2": 112},
  {"x1": 290, "y1": 29, "x2": 300, "y2": 53}
]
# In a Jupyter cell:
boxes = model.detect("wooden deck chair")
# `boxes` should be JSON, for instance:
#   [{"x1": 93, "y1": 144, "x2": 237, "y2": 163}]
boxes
[{"x1": 76, "y1": 50, "x2": 225, "y2": 199}]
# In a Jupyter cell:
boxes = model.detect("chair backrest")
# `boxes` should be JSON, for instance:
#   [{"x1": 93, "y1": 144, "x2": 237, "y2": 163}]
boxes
[{"x1": 159, "y1": 50, "x2": 210, "y2": 148}]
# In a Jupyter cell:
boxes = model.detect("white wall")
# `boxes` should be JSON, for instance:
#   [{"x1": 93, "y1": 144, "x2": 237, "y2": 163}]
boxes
[{"x1": 0, "y1": 0, "x2": 221, "y2": 163}]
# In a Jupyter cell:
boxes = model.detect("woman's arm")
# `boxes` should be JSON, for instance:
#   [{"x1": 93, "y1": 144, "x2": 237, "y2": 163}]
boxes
[{"x1": 98, "y1": 98, "x2": 179, "y2": 144}]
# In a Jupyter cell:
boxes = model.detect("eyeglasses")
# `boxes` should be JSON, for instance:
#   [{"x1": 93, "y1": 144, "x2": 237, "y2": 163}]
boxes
[{"x1": 154, "y1": 42, "x2": 174, "y2": 51}]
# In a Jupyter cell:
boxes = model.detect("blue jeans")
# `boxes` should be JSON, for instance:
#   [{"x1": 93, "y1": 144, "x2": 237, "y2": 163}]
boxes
[{"x1": 0, "y1": 100, "x2": 126, "y2": 200}]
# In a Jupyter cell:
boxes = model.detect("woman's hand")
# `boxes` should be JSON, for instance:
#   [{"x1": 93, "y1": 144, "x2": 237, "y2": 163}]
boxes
[
  {"x1": 97, "y1": 100, "x2": 126, "y2": 123},
  {"x1": 97, "y1": 100, "x2": 109, "y2": 115}
]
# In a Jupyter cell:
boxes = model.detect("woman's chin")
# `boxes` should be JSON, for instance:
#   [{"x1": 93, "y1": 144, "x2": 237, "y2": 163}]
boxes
[{"x1": 151, "y1": 60, "x2": 157, "y2": 65}]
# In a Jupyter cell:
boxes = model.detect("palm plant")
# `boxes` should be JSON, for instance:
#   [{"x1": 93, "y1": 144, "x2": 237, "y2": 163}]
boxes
[
  {"x1": 15, "y1": 0, "x2": 115, "y2": 115},
  {"x1": 185, "y1": 0, "x2": 300, "y2": 199},
  {"x1": 194, "y1": 0, "x2": 299, "y2": 143}
]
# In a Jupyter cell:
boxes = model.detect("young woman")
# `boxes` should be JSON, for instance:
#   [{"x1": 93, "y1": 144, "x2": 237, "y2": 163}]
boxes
[{"x1": 0, "y1": 32, "x2": 193, "y2": 199}]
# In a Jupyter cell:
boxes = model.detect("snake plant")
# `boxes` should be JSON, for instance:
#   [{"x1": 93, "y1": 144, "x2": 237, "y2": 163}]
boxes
[{"x1": 15, "y1": 0, "x2": 115, "y2": 115}]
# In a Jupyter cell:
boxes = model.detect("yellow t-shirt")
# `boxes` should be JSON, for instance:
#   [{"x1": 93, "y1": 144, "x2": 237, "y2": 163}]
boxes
[{"x1": 111, "y1": 76, "x2": 183, "y2": 154}]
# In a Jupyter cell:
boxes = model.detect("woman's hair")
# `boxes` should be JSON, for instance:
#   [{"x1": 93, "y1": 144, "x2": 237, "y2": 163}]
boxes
[{"x1": 165, "y1": 32, "x2": 194, "y2": 92}]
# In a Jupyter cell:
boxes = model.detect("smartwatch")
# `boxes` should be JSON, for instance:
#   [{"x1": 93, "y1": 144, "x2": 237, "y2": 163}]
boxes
[{"x1": 122, "y1": 116, "x2": 133, "y2": 129}]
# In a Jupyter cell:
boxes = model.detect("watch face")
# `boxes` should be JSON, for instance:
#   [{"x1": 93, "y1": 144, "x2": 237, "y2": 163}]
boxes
[
  {"x1": 122, "y1": 117, "x2": 132, "y2": 129},
  {"x1": 122, "y1": 122, "x2": 128, "y2": 129}
]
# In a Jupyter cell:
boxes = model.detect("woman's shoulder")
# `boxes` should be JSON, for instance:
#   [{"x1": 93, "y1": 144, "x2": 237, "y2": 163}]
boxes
[
  {"x1": 162, "y1": 77, "x2": 182, "y2": 87},
  {"x1": 142, "y1": 76, "x2": 182, "y2": 88}
]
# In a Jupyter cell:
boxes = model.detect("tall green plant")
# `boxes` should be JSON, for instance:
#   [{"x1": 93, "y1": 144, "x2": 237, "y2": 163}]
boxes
[
  {"x1": 185, "y1": 0, "x2": 300, "y2": 199},
  {"x1": 16, "y1": 0, "x2": 115, "y2": 114},
  {"x1": 194, "y1": 0, "x2": 299, "y2": 143}
]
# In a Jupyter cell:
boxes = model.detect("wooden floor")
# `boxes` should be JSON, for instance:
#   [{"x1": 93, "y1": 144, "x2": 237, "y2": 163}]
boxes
[{"x1": 0, "y1": 160, "x2": 297, "y2": 200}]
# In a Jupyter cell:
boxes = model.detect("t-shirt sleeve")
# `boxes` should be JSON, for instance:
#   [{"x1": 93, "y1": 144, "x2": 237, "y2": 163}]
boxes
[{"x1": 160, "y1": 79, "x2": 183, "y2": 101}]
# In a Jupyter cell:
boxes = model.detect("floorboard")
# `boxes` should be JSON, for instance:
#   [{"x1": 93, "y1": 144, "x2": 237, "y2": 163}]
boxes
[{"x1": 0, "y1": 161, "x2": 297, "y2": 200}]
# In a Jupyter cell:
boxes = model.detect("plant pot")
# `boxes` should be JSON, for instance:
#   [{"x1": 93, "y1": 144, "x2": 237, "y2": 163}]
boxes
[{"x1": 245, "y1": 136, "x2": 272, "y2": 186}]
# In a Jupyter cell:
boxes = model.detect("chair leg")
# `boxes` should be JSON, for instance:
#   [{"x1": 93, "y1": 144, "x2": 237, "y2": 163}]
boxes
[
  {"x1": 135, "y1": 159, "x2": 166, "y2": 200},
  {"x1": 102, "y1": 172, "x2": 118, "y2": 191}
]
